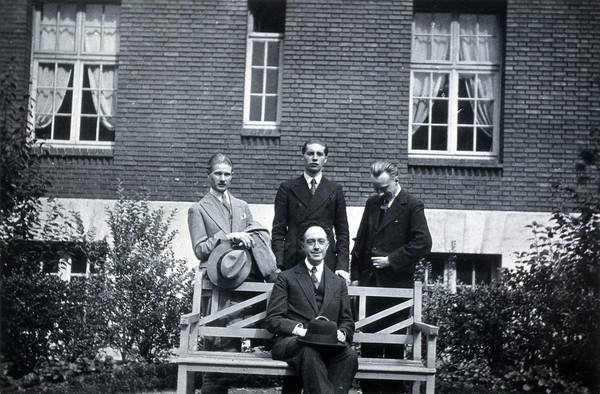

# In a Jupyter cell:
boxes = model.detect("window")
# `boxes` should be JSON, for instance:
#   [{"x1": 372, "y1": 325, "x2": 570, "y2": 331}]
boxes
[
  {"x1": 409, "y1": 6, "x2": 503, "y2": 159},
  {"x1": 244, "y1": 0, "x2": 285, "y2": 127},
  {"x1": 31, "y1": 3, "x2": 120, "y2": 146},
  {"x1": 424, "y1": 253, "x2": 501, "y2": 292}
]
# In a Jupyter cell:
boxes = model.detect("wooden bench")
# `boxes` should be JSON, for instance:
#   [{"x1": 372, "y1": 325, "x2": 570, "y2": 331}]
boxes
[{"x1": 175, "y1": 269, "x2": 438, "y2": 394}]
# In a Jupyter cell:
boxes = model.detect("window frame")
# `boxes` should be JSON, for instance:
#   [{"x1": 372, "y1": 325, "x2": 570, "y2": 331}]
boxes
[
  {"x1": 30, "y1": 2, "x2": 119, "y2": 149},
  {"x1": 409, "y1": 11, "x2": 503, "y2": 160},
  {"x1": 243, "y1": 8, "x2": 284, "y2": 128}
]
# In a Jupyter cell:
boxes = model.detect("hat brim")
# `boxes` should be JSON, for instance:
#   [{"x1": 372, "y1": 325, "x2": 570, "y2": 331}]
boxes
[
  {"x1": 206, "y1": 241, "x2": 252, "y2": 289},
  {"x1": 297, "y1": 338, "x2": 346, "y2": 348}
]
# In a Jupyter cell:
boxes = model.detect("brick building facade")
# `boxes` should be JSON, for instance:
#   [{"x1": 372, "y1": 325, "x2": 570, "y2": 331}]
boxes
[{"x1": 2, "y1": 0, "x2": 599, "y2": 288}]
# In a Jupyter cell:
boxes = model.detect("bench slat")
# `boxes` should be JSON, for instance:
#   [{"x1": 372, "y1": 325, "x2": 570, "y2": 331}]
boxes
[{"x1": 176, "y1": 272, "x2": 438, "y2": 394}]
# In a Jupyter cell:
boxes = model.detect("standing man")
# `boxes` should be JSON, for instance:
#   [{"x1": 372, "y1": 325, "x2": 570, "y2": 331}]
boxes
[
  {"x1": 272, "y1": 140, "x2": 350, "y2": 281},
  {"x1": 266, "y1": 221, "x2": 358, "y2": 394},
  {"x1": 350, "y1": 160, "x2": 432, "y2": 394},
  {"x1": 188, "y1": 153, "x2": 280, "y2": 393}
]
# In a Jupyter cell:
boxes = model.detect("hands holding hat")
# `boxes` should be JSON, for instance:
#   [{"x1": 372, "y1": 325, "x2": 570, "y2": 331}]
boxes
[{"x1": 226, "y1": 231, "x2": 254, "y2": 249}]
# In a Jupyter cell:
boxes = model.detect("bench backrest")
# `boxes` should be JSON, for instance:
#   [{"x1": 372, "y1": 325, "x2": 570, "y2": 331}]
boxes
[{"x1": 191, "y1": 269, "x2": 424, "y2": 347}]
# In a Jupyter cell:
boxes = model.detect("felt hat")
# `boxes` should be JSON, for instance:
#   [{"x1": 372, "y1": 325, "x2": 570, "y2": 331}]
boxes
[
  {"x1": 298, "y1": 316, "x2": 346, "y2": 348},
  {"x1": 207, "y1": 241, "x2": 252, "y2": 289}
]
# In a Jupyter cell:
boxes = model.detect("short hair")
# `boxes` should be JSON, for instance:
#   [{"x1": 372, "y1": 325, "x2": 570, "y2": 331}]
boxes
[
  {"x1": 370, "y1": 161, "x2": 398, "y2": 178},
  {"x1": 206, "y1": 153, "x2": 233, "y2": 173},
  {"x1": 298, "y1": 220, "x2": 333, "y2": 244},
  {"x1": 301, "y1": 140, "x2": 329, "y2": 156}
]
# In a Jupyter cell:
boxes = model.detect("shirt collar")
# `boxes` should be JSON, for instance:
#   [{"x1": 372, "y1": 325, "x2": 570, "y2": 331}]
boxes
[
  {"x1": 209, "y1": 188, "x2": 230, "y2": 204},
  {"x1": 305, "y1": 260, "x2": 324, "y2": 278},
  {"x1": 303, "y1": 172, "x2": 323, "y2": 187},
  {"x1": 383, "y1": 186, "x2": 402, "y2": 208}
]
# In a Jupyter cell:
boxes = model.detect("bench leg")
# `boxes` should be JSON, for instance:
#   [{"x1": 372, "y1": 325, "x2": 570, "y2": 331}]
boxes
[
  {"x1": 177, "y1": 365, "x2": 195, "y2": 394},
  {"x1": 412, "y1": 380, "x2": 420, "y2": 394},
  {"x1": 425, "y1": 375, "x2": 435, "y2": 394}
]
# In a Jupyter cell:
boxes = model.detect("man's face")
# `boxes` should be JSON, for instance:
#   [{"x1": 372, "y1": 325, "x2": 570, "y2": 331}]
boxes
[
  {"x1": 302, "y1": 226, "x2": 329, "y2": 266},
  {"x1": 302, "y1": 143, "x2": 328, "y2": 176},
  {"x1": 207, "y1": 163, "x2": 233, "y2": 193},
  {"x1": 371, "y1": 172, "x2": 399, "y2": 200}
]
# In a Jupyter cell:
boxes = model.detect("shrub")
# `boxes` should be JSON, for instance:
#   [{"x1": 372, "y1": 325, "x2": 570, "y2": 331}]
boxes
[{"x1": 104, "y1": 185, "x2": 193, "y2": 362}]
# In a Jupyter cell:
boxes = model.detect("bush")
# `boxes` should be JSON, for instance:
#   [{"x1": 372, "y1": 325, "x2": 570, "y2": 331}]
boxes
[
  {"x1": 104, "y1": 185, "x2": 194, "y2": 362},
  {"x1": 425, "y1": 129, "x2": 600, "y2": 393}
]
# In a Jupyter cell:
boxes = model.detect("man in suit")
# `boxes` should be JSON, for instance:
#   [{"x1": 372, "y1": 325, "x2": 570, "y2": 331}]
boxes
[
  {"x1": 266, "y1": 221, "x2": 358, "y2": 394},
  {"x1": 188, "y1": 153, "x2": 279, "y2": 393},
  {"x1": 350, "y1": 160, "x2": 432, "y2": 394},
  {"x1": 272, "y1": 140, "x2": 350, "y2": 281}
]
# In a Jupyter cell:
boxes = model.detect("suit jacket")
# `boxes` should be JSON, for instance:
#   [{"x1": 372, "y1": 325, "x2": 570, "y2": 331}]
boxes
[
  {"x1": 272, "y1": 176, "x2": 350, "y2": 272},
  {"x1": 266, "y1": 263, "x2": 355, "y2": 359},
  {"x1": 188, "y1": 191, "x2": 256, "y2": 265},
  {"x1": 350, "y1": 188, "x2": 432, "y2": 288}
]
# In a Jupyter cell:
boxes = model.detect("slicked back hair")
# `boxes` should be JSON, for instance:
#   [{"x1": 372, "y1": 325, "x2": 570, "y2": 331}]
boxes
[
  {"x1": 301, "y1": 140, "x2": 329, "y2": 156},
  {"x1": 206, "y1": 153, "x2": 233, "y2": 173},
  {"x1": 370, "y1": 161, "x2": 398, "y2": 178}
]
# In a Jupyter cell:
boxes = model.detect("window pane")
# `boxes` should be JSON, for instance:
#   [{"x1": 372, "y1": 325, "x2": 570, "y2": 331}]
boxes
[
  {"x1": 456, "y1": 259, "x2": 472, "y2": 286},
  {"x1": 84, "y1": 5, "x2": 103, "y2": 53},
  {"x1": 40, "y1": 3, "x2": 58, "y2": 51},
  {"x1": 412, "y1": 13, "x2": 451, "y2": 62},
  {"x1": 476, "y1": 127, "x2": 493, "y2": 152},
  {"x1": 99, "y1": 121, "x2": 115, "y2": 141},
  {"x1": 266, "y1": 69, "x2": 279, "y2": 93},
  {"x1": 264, "y1": 96, "x2": 278, "y2": 121},
  {"x1": 431, "y1": 125, "x2": 447, "y2": 150},
  {"x1": 457, "y1": 127, "x2": 474, "y2": 151},
  {"x1": 430, "y1": 98, "x2": 448, "y2": 124},
  {"x1": 457, "y1": 99, "x2": 474, "y2": 125},
  {"x1": 249, "y1": 96, "x2": 262, "y2": 121},
  {"x1": 251, "y1": 69, "x2": 264, "y2": 93},
  {"x1": 475, "y1": 261, "x2": 492, "y2": 284},
  {"x1": 57, "y1": 4, "x2": 76, "y2": 52},
  {"x1": 252, "y1": 42, "x2": 265, "y2": 66},
  {"x1": 266, "y1": 41, "x2": 280, "y2": 67},
  {"x1": 80, "y1": 116, "x2": 97, "y2": 141},
  {"x1": 411, "y1": 126, "x2": 429, "y2": 150},
  {"x1": 54, "y1": 115, "x2": 71, "y2": 140}
]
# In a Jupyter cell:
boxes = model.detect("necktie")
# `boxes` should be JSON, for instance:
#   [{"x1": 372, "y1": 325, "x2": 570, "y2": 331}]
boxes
[
  {"x1": 222, "y1": 198, "x2": 231, "y2": 215},
  {"x1": 310, "y1": 178, "x2": 317, "y2": 195},
  {"x1": 379, "y1": 198, "x2": 389, "y2": 224},
  {"x1": 310, "y1": 266, "x2": 319, "y2": 289}
]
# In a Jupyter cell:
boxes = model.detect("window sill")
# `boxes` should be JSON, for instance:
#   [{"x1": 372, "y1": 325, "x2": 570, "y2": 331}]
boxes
[
  {"x1": 34, "y1": 144, "x2": 114, "y2": 158},
  {"x1": 407, "y1": 156, "x2": 502, "y2": 176},
  {"x1": 241, "y1": 127, "x2": 281, "y2": 138},
  {"x1": 241, "y1": 127, "x2": 281, "y2": 145}
]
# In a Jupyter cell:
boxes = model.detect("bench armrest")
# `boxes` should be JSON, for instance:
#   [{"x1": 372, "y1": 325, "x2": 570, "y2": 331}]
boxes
[{"x1": 413, "y1": 321, "x2": 439, "y2": 337}]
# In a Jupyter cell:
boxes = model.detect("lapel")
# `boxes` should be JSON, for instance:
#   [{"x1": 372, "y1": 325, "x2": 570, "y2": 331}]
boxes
[
  {"x1": 293, "y1": 264, "x2": 319, "y2": 315},
  {"x1": 229, "y1": 194, "x2": 244, "y2": 231},
  {"x1": 199, "y1": 192, "x2": 231, "y2": 234},
  {"x1": 377, "y1": 189, "x2": 408, "y2": 233},
  {"x1": 289, "y1": 176, "x2": 312, "y2": 208},
  {"x1": 304, "y1": 177, "x2": 336, "y2": 219},
  {"x1": 318, "y1": 267, "x2": 336, "y2": 315}
]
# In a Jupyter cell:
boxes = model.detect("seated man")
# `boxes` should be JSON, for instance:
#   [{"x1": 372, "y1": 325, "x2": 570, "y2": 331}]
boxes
[{"x1": 265, "y1": 221, "x2": 358, "y2": 394}]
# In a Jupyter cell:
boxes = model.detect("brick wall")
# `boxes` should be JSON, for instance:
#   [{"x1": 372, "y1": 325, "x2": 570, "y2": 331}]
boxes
[{"x1": 3, "y1": 0, "x2": 599, "y2": 211}]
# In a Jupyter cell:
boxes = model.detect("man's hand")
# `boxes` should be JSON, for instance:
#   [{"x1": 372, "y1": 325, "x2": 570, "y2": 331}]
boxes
[
  {"x1": 335, "y1": 270, "x2": 351, "y2": 284},
  {"x1": 227, "y1": 232, "x2": 254, "y2": 249},
  {"x1": 337, "y1": 330, "x2": 346, "y2": 342},
  {"x1": 292, "y1": 324, "x2": 307, "y2": 337},
  {"x1": 371, "y1": 256, "x2": 391, "y2": 269}
]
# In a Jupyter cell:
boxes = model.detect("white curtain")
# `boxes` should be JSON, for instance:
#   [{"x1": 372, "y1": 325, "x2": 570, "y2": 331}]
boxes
[
  {"x1": 83, "y1": 4, "x2": 118, "y2": 130},
  {"x1": 412, "y1": 13, "x2": 451, "y2": 134},
  {"x1": 87, "y1": 66, "x2": 116, "y2": 130},
  {"x1": 35, "y1": 64, "x2": 72, "y2": 129},
  {"x1": 459, "y1": 15, "x2": 499, "y2": 137}
]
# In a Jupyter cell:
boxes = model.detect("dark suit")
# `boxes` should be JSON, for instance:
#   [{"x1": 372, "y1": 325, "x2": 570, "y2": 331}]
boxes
[
  {"x1": 350, "y1": 188, "x2": 431, "y2": 394},
  {"x1": 272, "y1": 176, "x2": 350, "y2": 272},
  {"x1": 266, "y1": 263, "x2": 358, "y2": 394},
  {"x1": 351, "y1": 188, "x2": 432, "y2": 289}
]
